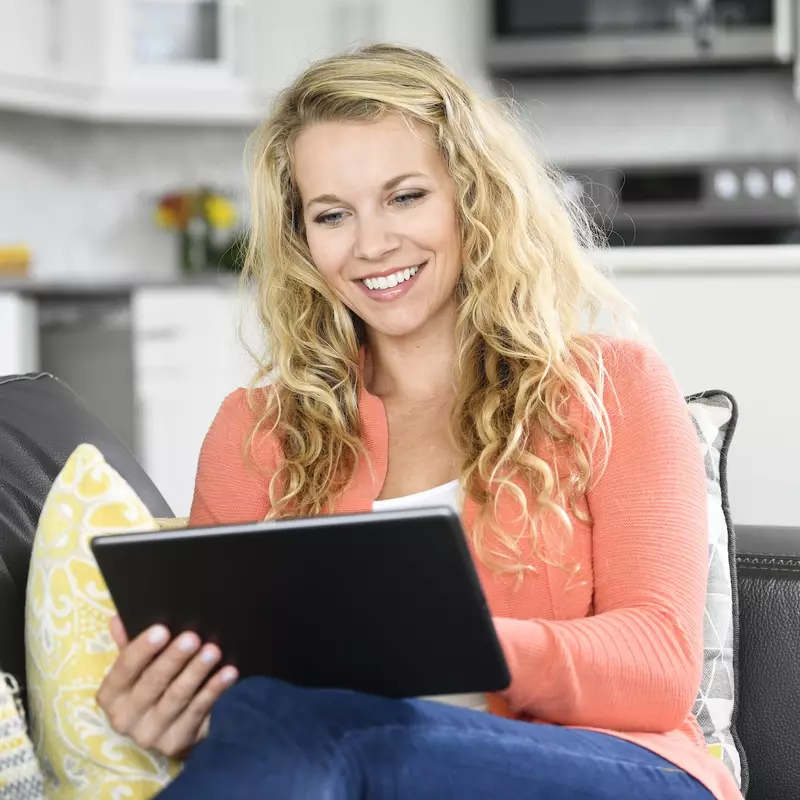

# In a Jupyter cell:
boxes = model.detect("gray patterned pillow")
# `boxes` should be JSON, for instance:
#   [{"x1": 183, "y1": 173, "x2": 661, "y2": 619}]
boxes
[
  {"x1": 685, "y1": 390, "x2": 747, "y2": 793},
  {"x1": 0, "y1": 671, "x2": 44, "y2": 799}
]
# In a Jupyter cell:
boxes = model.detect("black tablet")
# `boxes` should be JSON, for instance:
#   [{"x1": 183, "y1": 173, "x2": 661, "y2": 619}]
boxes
[{"x1": 90, "y1": 507, "x2": 510, "y2": 699}]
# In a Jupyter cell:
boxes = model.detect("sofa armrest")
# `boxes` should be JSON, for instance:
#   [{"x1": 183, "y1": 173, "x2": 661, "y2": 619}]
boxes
[
  {"x1": 736, "y1": 524, "x2": 800, "y2": 559},
  {"x1": 0, "y1": 372, "x2": 173, "y2": 711},
  {"x1": 734, "y1": 524, "x2": 800, "y2": 800}
]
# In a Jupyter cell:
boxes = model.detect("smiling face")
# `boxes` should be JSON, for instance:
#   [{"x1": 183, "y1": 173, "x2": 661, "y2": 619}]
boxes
[{"x1": 293, "y1": 115, "x2": 462, "y2": 345}]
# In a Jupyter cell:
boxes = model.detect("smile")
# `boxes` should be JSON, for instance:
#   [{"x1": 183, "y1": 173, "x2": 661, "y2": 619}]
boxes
[
  {"x1": 362, "y1": 263, "x2": 422, "y2": 291},
  {"x1": 356, "y1": 261, "x2": 427, "y2": 302}
]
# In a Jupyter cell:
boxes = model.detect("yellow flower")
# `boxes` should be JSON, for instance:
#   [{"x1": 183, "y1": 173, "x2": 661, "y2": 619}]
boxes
[{"x1": 204, "y1": 195, "x2": 238, "y2": 229}]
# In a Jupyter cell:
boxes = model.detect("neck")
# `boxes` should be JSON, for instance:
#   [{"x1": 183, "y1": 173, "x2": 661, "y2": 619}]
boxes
[{"x1": 363, "y1": 307, "x2": 457, "y2": 402}]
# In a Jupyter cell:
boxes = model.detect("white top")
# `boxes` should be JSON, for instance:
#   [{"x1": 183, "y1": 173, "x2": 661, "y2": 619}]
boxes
[
  {"x1": 372, "y1": 479, "x2": 489, "y2": 713},
  {"x1": 372, "y1": 479, "x2": 460, "y2": 513}
]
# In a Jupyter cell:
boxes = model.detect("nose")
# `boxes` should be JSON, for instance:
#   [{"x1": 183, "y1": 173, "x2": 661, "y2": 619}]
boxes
[{"x1": 353, "y1": 215, "x2": 400, "y2": 262}]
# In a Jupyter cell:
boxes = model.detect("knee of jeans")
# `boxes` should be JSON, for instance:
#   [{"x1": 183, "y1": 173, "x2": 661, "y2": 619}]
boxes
[
  {"x1": 209, "y1": 677, "x2": 282, "y2": 728},
  {"x1": 214, "y1": 678, "x2": 426, "y2": 744}
]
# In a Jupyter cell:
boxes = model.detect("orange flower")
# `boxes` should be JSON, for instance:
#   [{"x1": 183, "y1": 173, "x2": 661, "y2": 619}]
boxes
[{"x1": 154, "y1": 193, "x2": 192, "y2": 230}]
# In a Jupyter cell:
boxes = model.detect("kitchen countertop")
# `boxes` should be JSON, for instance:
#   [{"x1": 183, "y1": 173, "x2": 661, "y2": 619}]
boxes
[
  {"x1": 0, "y1": 273, "x2": 240, "y2": 294},
  {"x1": 599, "y1": 244, "x2": 800, "y2": 273}
]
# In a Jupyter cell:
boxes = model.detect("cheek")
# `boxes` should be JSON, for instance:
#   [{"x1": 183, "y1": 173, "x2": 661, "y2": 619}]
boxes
[
  {"x1": 430, "y1": 208, "x2": 461, "y2": 267},
  {"x1": 419, "y1": 200, "x2": 459, "y2": 251},
  {"x1": 306, "y1": 229, "x2": 349, "y2": 285}
]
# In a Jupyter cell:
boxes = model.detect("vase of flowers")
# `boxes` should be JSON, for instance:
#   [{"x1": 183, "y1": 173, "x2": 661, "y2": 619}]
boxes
[{"x1": 154, "y1": 188, "x2": 241, "y2": 274}]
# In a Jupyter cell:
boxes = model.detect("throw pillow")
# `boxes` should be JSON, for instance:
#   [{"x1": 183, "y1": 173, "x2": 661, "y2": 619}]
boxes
[
  {"x1": 685, "y1": 390, "x2": 747, "y2": 792},
  {"x1": 0, "y1": 671, "x2": 45, "y2": 799},
  {"x1": 24, "y1": 444, "x2": 183, "y2": 799}
]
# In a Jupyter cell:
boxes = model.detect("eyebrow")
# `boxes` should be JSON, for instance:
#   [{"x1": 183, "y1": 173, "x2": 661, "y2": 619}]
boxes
[{"x1": 304, "y1": 172, "x2": 427, "y2": 210}]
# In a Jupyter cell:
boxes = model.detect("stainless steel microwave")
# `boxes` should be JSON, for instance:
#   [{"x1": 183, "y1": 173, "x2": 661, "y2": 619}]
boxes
[{"x1": 487, "y1": 0, "x2": 798, "y2": 73}]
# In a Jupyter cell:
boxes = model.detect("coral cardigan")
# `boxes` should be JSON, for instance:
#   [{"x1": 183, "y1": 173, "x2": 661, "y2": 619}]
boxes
[{"x1": 189, "y1": 338, "x2": 742, "y2": 800}]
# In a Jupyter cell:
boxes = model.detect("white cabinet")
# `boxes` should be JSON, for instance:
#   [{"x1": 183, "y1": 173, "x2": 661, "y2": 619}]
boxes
[
  {"x1": 379, "y1": 0, "x2": 489, "y2": 92},
  {"x1": 251, "y1": 0, "x2": 376, "y2": 100},
  {"x1": 250, "y1": 1, "x2": 325, "y2": 101},
  {"x1": 132, "y1": 284, "x2": 262, "y2": 516},
  {"x1": 0, "y1": 0, "x2": 87, "y2": 116},
  {"x1": 0, "y1": 0, "x2": 488, "y2": 122},
  {"x1": 0, "y1": 292, "x2": 39, "y2": 376},
  {"x1": 608, "y1": 263, "x2": 800, "y2": 529},
  {"x1": 89, "y1": 0, "x2": 255, "y2": 122},
  {"x1": 0, "y1": 0, "x2": 257, "y2": 123},
  {"x1": 253, "y1": 0, "x2": 488, "y2": 93},
  {"x1": 0, "y1": 1, "x2": 57, "y2": 81}
]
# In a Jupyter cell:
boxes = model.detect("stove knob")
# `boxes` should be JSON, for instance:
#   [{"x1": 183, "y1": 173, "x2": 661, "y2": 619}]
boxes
[
  {"x1": 743, "y1": 168, "x2": 769, "y2": 199},
  {"x1": 773, "y1": 167, "x2": 798, "y2": 199},
  {"x1": 713, "y1": 169, "x2": 740, "y2": 200}
]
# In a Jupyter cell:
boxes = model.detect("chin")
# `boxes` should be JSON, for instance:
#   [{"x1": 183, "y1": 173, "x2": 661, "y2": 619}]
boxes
[{"x1": 361, "y1": 314, "x2": 432, "y2": 341}]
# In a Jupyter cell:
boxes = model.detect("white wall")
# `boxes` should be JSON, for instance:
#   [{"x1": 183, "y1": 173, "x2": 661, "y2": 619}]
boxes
[
  {"x1": 510, "y1": 68, "x2": 800, "y2": 167},
  {"x1": 0, "y1": 111, "x2": 250, "y2": 280}
]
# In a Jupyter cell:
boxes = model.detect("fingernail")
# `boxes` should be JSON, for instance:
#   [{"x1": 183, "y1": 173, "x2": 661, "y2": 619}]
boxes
[
  {"x1": 200, "y1": 646, "x2": 219, "y2": 664},
  {"x1": 148, "y1": 626, "x2": 169, "y2": 646},
  {"x1": 178, "y1": 633, "x2": 199, "y2": 652},
  {"x1": 220, "y1": 667, "x2": 238, "y2": 684}
]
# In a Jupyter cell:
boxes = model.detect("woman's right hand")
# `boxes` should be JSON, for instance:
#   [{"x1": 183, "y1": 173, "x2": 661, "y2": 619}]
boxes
[{"x1": 96, "y1": 616, "x2": 239, "y2": 759}]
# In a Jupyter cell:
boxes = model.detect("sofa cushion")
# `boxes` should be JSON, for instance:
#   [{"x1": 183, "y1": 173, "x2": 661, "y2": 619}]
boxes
[
  {"x1": 685, "y1": 390, "x2": 747, "y2": 792},
  {"x1": 26, "y1": 444, "x2": 180, "y2": 798},
  {"x1": 0, "y1": 373, "x2": 172, "y2": 710}
]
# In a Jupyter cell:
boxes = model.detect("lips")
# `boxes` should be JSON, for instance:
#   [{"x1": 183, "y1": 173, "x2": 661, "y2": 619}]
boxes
[
  {"x1": 355, "y1": 260, "x2": 427, "y2": 302},
  {"x1": 361, "y1": 263, "x2": 422, "y2": 291}
]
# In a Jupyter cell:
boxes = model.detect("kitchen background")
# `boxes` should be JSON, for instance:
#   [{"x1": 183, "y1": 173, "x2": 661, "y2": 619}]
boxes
[{"x1": 1, "y1": 0, "x2": 799, "y2": 523}]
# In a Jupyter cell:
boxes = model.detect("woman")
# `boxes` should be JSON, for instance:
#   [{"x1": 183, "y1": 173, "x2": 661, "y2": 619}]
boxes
[{"x1": 97, "y1": 44, "x2": 742, "y2": 799}]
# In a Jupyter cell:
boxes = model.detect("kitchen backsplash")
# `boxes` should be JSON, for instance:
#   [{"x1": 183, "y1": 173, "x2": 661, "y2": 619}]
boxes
[
  {"x1": 513, "y1": 68, "x2": 800, "y2": 168},
  {"x1": 2, "y1": 68, "x2": 799, "y2": 280},
  {"x1": 0, "y1": 113, "x2": 250, "y2": 280}
]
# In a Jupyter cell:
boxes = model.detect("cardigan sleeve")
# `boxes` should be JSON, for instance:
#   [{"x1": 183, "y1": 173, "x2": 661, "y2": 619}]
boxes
[
  {"x1": 189, "y1": 388, "x2": 276, "y2": 528},
  {"x1": 493, "y1": 339, "x2": 708, "y2": 732}
]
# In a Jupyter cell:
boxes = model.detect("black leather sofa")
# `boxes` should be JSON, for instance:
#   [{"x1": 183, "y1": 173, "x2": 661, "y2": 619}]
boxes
[{"x1": 1, "y1": 372, "x2": 798, "y2": 799}]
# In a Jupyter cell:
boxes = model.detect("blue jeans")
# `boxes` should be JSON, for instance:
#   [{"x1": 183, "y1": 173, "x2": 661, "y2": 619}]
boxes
[{"x1": 158, "y1": 678, "x2": 714, "y2": 799}]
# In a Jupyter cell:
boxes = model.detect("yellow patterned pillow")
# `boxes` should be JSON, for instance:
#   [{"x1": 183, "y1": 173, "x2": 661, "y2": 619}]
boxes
[{"x1": 24, "y1": 444, "x2": 184, "y2": 799}]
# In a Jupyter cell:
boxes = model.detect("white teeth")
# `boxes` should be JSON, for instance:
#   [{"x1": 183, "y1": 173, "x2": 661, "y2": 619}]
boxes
[{"x1": 363, "y1": 264, "x2": 420, "y2": 291}]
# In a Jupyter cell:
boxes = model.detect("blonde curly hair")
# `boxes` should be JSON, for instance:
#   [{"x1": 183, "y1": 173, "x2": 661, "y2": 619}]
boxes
[{"x1": 241, "y1": 43, "x2": 633, "y2": 576}]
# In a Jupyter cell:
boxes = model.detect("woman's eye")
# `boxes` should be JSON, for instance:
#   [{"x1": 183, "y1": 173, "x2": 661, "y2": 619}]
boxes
[
  {"x1": 315, "y1": 210, "x2": 346, "y2": 227},
  {"x1": 392, "y1": 190, "x2": 427, "y2": 206}
]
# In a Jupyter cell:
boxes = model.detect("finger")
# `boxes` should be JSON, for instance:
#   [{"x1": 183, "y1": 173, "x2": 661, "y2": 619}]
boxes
[
  {"x1": 130, "y1": 644, "x2": 226, "y2": 754},
  {"x1": 129, "y1": 632, "x2": 203, "y2": 712},
  {"x1": 151, "y1": 643, "x2": 223, "y2": 730},
  {"x1": 110, "y1": 615, "x2": 129, "y2": 648},
  {"x1": 196, "y1": 715, "x2": 210, "y2": 743},
  {"x1": 157, "y1": 665, "x2": 239, "y2": 758},
  {"x1": 98, "y1": 625, "x2": 170, "y2": 704}
]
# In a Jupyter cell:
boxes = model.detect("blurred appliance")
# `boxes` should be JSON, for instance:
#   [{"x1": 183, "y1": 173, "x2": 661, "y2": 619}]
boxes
[
  {"x1": 488, "y1": 0, "x2": 797, "y2": 73},
  {"x1": 564, "y1": 158, "x2": 800, "y2": 246},
  {"x1": 37, "y1": 294, "x2": 137, "y2": 454}
]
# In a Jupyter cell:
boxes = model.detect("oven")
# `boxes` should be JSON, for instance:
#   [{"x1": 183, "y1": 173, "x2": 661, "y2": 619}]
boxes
[
  {"x1": 487, "y1": 0, "x2": 797, "y2": 74},
  {"x1": 565, "y1": 159, "x2": 800, "y2": 246}
]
